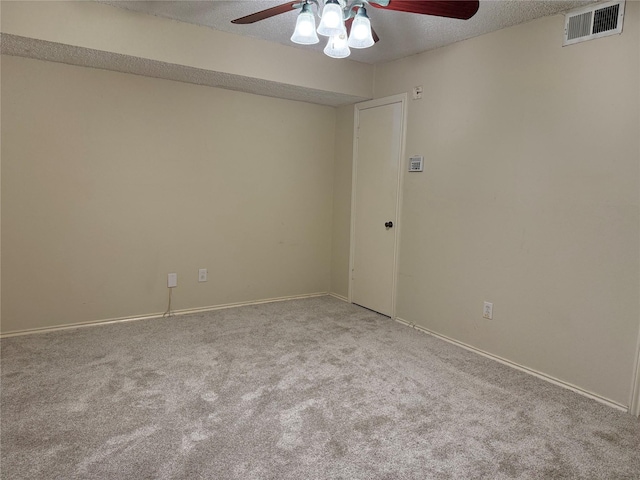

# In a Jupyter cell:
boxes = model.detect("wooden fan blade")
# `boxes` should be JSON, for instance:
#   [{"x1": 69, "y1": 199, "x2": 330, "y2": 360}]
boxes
[
  {"x1": 345, "y1": 17, "x2": 381, "y2": 43},
  {"x1": 231, "y1": 1, "x2": 299, "y2": 24},
  {"x1": 371, "y1": 26, "x2": 380, "y2": 43},
  {"x1": 369, "y1": 1, "x2": 479, "y2": 20}
]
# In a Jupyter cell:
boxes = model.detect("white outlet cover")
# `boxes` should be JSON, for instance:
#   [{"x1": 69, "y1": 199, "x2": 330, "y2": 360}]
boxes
[
  {"x1": 483, "y1": 301, "x2": 493, "y2": 320},
  {"x1": 198, "y1": 268, "x2": 208, "y2": 282},
  {"x1": 168, "y1": 273, "x2": 178, "y2": 288}
]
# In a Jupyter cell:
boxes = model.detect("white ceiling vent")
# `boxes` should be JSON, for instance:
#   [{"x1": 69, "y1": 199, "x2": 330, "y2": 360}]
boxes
[{"x1": 564, "y1": 1, "x2": 625, "y2": 46}]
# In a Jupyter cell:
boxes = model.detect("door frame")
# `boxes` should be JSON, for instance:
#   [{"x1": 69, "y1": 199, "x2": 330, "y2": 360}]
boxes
[
  {"x1": 348, "y1": 93, "x2": 407, "y2": 318},
  {"x1": 631, "y1": 323, "x2": 640, "y2": 416}
]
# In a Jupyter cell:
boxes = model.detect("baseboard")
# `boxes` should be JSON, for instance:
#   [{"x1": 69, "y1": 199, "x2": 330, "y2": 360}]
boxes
[
  {"x1": 395, "y1": 317, "x2": 628, "y2": 414},
  {"x1": 5, "y1": 298, "x2": 633, "y2": 416},
  {"x1": 328, "y1": 292, "x2": 349, "y2": 303},
  {"x1": 0, "y1": 292, "x2": 329, "y2": 338}
]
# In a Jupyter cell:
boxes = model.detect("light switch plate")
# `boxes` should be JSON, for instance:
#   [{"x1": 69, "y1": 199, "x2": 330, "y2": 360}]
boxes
[{"x1": 409, "y1": 155, "x2": 424, "y2": 172}]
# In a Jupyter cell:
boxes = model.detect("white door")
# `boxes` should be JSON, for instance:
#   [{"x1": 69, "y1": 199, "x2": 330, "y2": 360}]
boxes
[{"x1": 351, "y1": 96, "x2": 405, "y2": 317}]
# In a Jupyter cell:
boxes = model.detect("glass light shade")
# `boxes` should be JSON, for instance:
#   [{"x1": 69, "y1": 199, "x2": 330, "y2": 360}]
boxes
[
  {"x1": 347, "y1": 7, "x2": 374, "y2": 49},
  {"x1": 324, "y1": 31, "x2": 351, "y2": 58},
  {"x1": 290, "y1": 4, "x2": 319, "y2": 45},
  {"x1": 317, "y1": 0, "x2": 344, "y2": 37}
]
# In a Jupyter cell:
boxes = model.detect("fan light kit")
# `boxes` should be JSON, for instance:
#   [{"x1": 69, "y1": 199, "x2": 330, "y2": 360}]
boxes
[{"x1": 232, "y1": 0, "x2": 480, "y2": 59}]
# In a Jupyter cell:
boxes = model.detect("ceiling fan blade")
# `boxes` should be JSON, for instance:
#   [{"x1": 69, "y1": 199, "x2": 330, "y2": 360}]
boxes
[
  {"x1": 369, "y1": 1, "x2": 479, "y2": 20},
  {"x1": 371, "y1": 26, "x2": 380, "y2": 43},
  {"x1": 345, "y1": 17, "x2": 381, "y2": 43},
  {"x1": 231, "y1": 1, "x2": 300, "y2": 24}
]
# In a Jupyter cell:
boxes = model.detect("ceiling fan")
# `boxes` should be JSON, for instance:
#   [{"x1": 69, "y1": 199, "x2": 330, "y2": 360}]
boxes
[{"x1": 231, "y1": 1, "x2": 480, "y2": 59}]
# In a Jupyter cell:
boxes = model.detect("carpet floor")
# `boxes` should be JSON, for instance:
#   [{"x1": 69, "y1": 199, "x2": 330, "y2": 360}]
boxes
[{"x1": 1, "y1": 296, "x2": 639, "y2": 479}]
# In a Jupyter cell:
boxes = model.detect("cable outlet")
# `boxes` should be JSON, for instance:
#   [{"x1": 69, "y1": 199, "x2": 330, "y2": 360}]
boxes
[
  {"x1": 483, "y1": 301, "x2": 493, "y2": 320},
  {"x1": 198, "y1": 268, "x2": 207, "y2": 282},
  {"x1": 168, "y1": 273, "x2": 177, "y2": 288}
]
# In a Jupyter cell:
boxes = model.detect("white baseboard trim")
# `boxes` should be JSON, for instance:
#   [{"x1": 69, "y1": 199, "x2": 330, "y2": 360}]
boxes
[
  {"x1": 328, "y1": 292, "x2": 349, "y2": 303},
  {"x1": 0, "y1": 292, "x2": 329, "y2": 338},
  {"x1": 395, "y1": 317, "x2": 628, "y2": 414}
]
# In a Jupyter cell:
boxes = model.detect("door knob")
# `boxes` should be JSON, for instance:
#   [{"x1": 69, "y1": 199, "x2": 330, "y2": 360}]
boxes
[{"x1": 385, "y1": 221, "x2": 393, "y2": 229}]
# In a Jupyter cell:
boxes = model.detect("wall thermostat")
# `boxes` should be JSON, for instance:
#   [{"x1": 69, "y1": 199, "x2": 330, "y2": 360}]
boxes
[{"x1": 409, "y1": 155, "x2": 424, "y2": 172}]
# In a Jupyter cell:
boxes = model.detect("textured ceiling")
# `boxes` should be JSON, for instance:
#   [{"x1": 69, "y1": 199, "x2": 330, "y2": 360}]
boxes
[
  {"x1": 1, "y1": 0, "x2": 599, "y2": 106},
  {"x1": 98, "y1": 0, "x2": 597, "y2": 64}
]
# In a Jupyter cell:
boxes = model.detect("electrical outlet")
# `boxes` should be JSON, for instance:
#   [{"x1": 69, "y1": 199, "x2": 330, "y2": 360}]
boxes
[
  {"x1": 483, "y1": 301, "x2": 493, "y2": 320},
  {"x1": 412, "y1": 85, "x2": 423, "y2": 100},
  {"x1": 198, "y1": 268, "x2": 207, "y2": 282},
  {"x1": 168, "y1": 273, "x2": 177, "y2": 288}
]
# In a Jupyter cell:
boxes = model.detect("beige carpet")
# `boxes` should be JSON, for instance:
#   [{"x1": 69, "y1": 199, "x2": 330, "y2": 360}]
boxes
[{"x1": 2, "y1": 296, "x2": 639, "y2": 479}]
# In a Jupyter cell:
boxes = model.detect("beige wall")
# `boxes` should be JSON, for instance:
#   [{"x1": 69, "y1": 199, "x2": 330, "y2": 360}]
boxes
[
  {"x1": 0, "y1": 1, "x2": 373, "y2": 100},
  {"x1": 1, "y1": 55, "x2": 335, "y2": 333},
  {"x1": 368, "y1": 3, "x2": 640, "y2": 406},
  {"x1": 330, "y1": 105, "x2": 354, "y2": 299},
  {"x1": 2, "y1": 0, "x2": 639, "y2": 410}
]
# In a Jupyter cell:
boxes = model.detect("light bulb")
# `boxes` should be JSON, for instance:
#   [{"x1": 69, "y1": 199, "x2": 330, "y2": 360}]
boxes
[
  {"x1": 323, "y1": 10, "x2": 341, "y2": 28},
  {"x1": 353, "y1": 23, "x2": 369, "y2": 40},
  {"x1": 298, "y1": 22, "x2": 314, "y2": 37},
  {"x1": 347, "y1": 7, "x2": 374, "y2": 49},
  {"x1": 291, "y1": 4, "x2": 319, "y2": 45},
  {"x1": 317, "y1": 0, "x2": 344, "y2": 37},
  {"x1": 324, "y1": 31, "x2": 350, "y2": 58}
]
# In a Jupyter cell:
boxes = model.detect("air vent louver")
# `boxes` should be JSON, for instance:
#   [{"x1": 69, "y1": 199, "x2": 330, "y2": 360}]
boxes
[
  {"x1": 592, "y1": 3, "x2": 620, "y2": 34},
  {"x1": 567, "y1": 11, "x2": 592, "y2": 40},
  {"x1": 564, "y1": 0, "x2": 625, "y2": 46}
]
